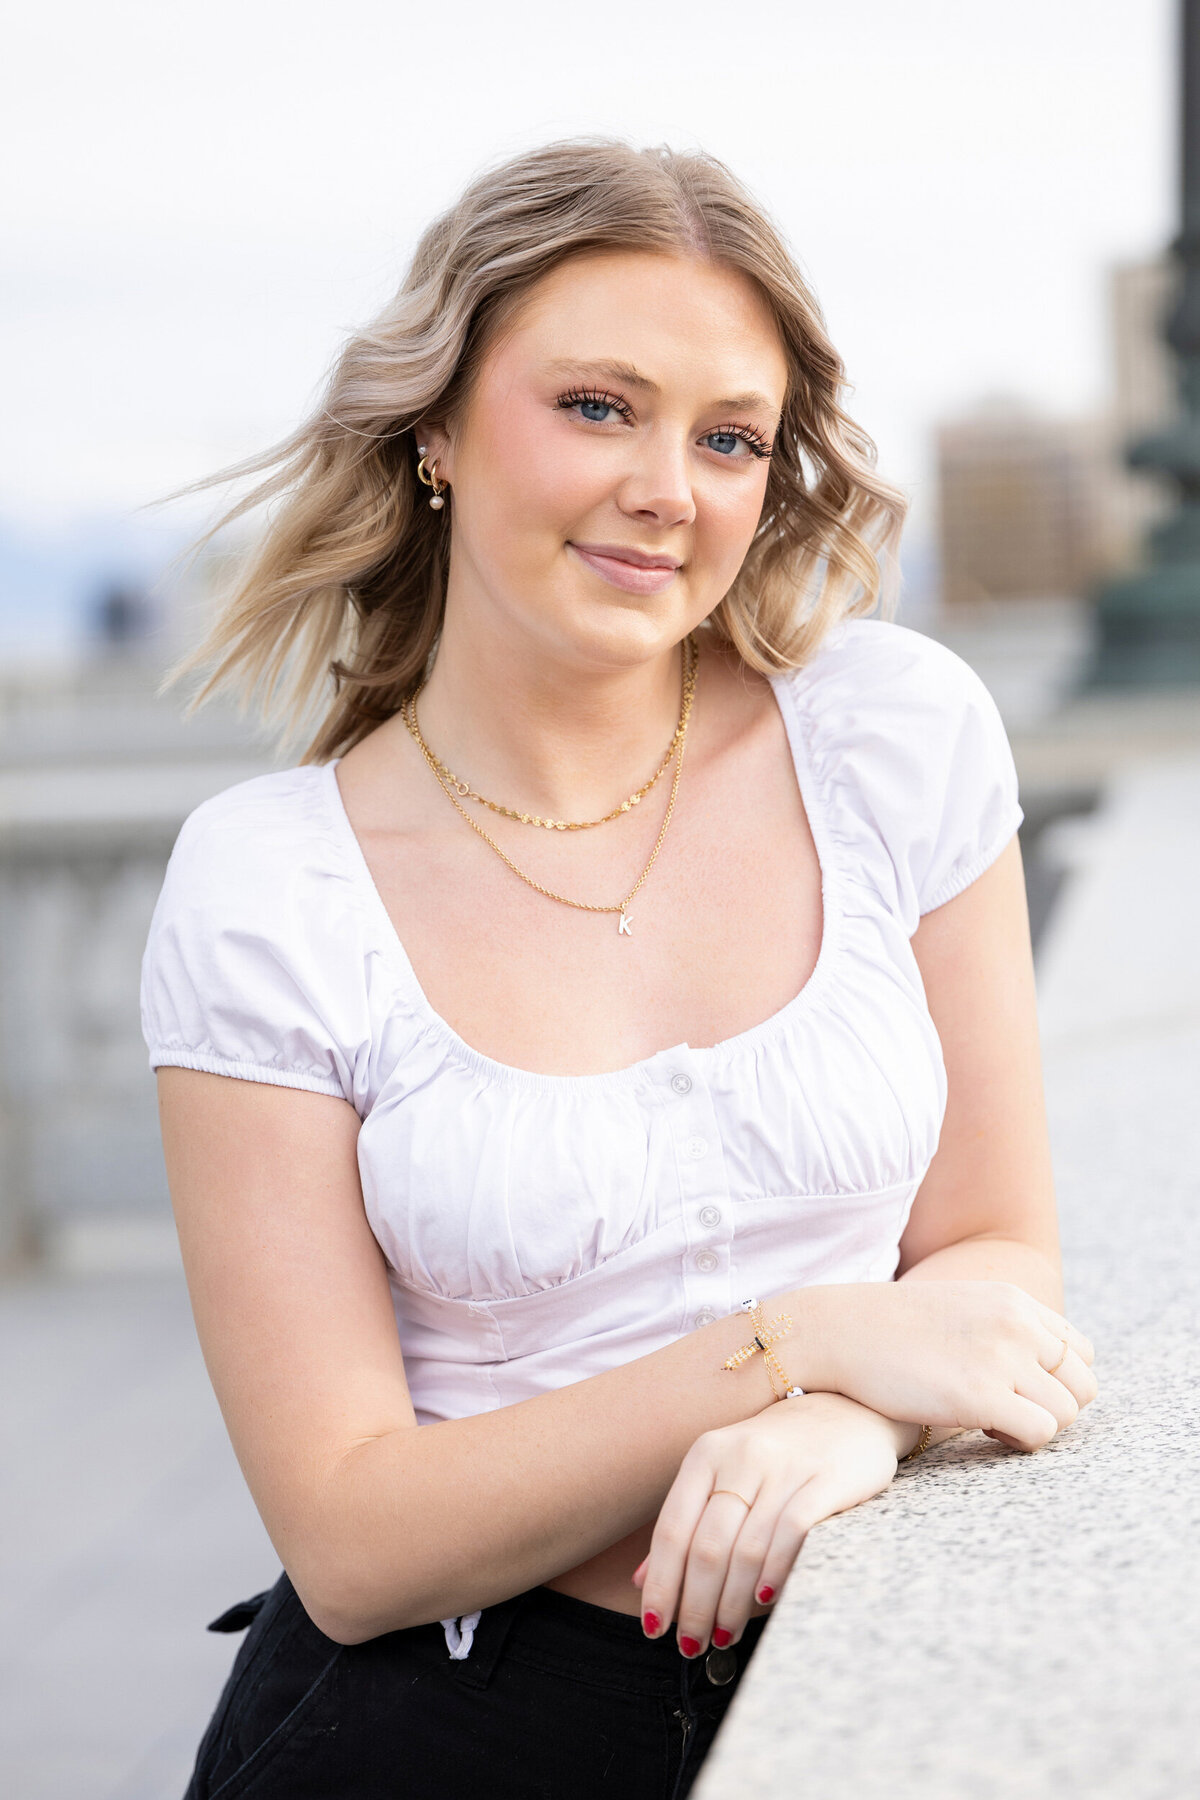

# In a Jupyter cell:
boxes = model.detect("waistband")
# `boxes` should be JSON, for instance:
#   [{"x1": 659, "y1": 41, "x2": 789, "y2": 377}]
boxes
[{"x1": 440, "y1": 1584, "x2": 769, "y2": 1701}]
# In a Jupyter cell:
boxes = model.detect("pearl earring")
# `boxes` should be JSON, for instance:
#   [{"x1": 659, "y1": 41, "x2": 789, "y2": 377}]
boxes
[{"x1": 416, "y1": 453, "x2": 447, "y2": 511}]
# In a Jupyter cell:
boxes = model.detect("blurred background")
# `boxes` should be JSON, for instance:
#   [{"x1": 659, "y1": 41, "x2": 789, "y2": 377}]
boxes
[{"x1": 2, "y1": 1, "x2": 1196, "y2": 1795}]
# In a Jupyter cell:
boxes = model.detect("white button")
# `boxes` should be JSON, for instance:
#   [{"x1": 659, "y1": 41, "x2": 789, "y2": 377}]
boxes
[
  {"x1": 671, "y1": 1073, "x2": 693, "y2": 1095},
  {"x1": 694, "y1": 1310, "x2": 718, "y2": 1328},
  {"x1": 699, "y1": 1205, "x2": 722, "y2": 1228},
  {"x1": 685, "y1": 1137, "x2": 709, "y2": 1160},
  {"x1": 695, "y1": 1249, "x2": 719, "y2": 1273}
]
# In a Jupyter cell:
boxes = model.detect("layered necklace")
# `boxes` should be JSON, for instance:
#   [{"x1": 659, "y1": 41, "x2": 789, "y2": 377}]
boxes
[{"x1": 401, "y1": 635, "x2": 698, "y2": 938}]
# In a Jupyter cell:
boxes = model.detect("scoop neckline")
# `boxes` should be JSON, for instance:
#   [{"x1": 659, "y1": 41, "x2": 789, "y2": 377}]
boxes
[{"x1": 318, "y1": 668, "x2": 844, "y2": 1094}]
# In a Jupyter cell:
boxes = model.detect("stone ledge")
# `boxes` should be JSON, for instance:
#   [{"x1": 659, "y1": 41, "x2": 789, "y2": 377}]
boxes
[{"x1": 695, "y1": 759, "x2": 1200, "y2": 1799}]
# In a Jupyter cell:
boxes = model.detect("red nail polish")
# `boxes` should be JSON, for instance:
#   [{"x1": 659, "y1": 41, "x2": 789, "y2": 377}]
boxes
[
  {"x1": 679, "y1": 1635, "x2": 702, "y2": 1657},
  {"x1": 712, "y1": 1627, "x2": 733, "y2": 1648},
  {"x1": 642, "y1": 1611, "x2": 661, "y2": 1636},
  {"x1": 757, "y1": 1585, "x2": 775, "y2": 1603}
]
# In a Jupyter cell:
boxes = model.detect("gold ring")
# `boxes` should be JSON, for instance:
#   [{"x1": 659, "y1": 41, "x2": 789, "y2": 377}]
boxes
[
  {"x1": 1046, "y1": 1336, "x2": 1069, "y2": 1375},
  {"x1": 711, "y1": 1489, "x2": 753, "y2": 1508}
]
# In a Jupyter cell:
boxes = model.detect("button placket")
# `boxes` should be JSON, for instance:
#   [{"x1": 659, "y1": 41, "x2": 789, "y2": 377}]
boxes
[{"x1": 666, "y1": 1059, "x2": 733, "y2": 1331}]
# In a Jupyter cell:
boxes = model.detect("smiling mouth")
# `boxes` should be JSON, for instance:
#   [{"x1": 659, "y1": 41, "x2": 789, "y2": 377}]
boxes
[{"x1": 568, "y1": 542, "x2": 683, "y2": 595}]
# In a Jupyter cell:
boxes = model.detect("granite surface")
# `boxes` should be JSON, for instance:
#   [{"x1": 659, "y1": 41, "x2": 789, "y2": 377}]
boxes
[{"x1": 695, "y1": 757, "x2": 1200, "y2": 1799}]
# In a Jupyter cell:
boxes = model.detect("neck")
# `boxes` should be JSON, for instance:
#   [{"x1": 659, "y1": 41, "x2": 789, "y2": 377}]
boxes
[{"x1": 415, "y1": 607, "x2": 692, "y2": 824}]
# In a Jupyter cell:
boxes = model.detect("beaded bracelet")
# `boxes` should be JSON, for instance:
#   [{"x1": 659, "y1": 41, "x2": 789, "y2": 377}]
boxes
[{"x1": 722, "y1": 1298, "x2": 806, "y2": 1401}]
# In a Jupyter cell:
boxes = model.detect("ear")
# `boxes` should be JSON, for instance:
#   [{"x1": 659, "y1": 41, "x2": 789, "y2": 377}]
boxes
[{"x1": 416, "y1": 422, "x2": 453, "y2": 484}]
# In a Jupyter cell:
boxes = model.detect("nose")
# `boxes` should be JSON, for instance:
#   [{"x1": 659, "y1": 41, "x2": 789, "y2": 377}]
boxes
[{"x1": 616, "y1": 432, "x2": 696, "y2": 530}]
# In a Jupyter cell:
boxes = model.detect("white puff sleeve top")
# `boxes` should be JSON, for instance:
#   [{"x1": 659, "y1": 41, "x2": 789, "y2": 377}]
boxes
[{"x1": 141, "y1": 621, "x2": 1022, "y2": 1428}]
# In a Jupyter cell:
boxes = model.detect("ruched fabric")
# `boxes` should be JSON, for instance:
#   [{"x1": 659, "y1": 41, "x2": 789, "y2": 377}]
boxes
[{"x1": 141, "y1": 619, "x2": 1023, "y2": 1430}]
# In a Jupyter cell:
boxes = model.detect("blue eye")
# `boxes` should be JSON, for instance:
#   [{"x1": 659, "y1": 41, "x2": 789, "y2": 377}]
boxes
[
  {"x1": 557, "y1": 387, "x2": 632, "y2": 425},
  {"x1": 705, "y1": 431, "x2": 743, "y2": 457}
]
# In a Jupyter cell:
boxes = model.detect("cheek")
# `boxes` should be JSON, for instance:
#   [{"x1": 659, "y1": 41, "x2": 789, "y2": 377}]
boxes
[
  {"x1": 461, "y1": 404, "x2": 600, "y2": 543},
  {"x1": 695, "y1": 469, "x2": 769, "y2": 579}
]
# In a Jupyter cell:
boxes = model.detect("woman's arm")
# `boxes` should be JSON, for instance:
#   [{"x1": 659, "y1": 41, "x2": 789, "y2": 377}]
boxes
[
  {"x1": 161, "y1": 1062, "x2": 835, "y2": 1643},
  {"x1": 895, "y1": 833, "x2": 1078, "y2": 1455}
]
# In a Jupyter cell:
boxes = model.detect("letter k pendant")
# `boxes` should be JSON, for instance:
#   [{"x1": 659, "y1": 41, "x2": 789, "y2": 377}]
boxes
[{"x1": 618, "y1": 909, "x2": 633, "y2": 937}]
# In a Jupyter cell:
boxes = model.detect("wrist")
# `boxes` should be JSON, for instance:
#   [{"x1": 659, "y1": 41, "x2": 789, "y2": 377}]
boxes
[
  {"x1": 887, "y1": 1417, "x2": 926, "y2": 1459},
  {"x1": 790, "y1": 1390, "x2": 913, "y2": 1462}
]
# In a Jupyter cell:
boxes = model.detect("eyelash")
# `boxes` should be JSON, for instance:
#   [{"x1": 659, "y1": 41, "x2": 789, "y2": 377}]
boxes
[{"x1": 556, "y1": 387, "x2": 773, "y2": 460}]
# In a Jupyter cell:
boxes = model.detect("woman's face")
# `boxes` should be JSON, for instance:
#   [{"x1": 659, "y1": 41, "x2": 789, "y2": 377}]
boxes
[{"x1": 429, "y1": 250, "x2": 789, "y2": 671}]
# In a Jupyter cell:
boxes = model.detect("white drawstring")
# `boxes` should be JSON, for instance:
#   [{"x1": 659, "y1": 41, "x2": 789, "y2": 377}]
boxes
[{"x1": 441, "y1": 1609, "x2": 482, "y2": 1660}]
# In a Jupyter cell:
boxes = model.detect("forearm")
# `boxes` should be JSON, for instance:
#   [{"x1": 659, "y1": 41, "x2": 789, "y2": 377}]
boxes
[
  {"x1": 303, "y1": 1286, "x2": 840, "y2": 1642},
  {"x1": 882, "y1": 1233, "x2": 1064, "y2": 1456},
  {"x1": 898, "y1": 1232, "x2": 1063, "y2": 1309}
]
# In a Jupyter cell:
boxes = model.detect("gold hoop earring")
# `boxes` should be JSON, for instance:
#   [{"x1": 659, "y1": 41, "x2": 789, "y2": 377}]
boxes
[{"x1": 416, "y1": 455, "x2": 447, "y2": 511}]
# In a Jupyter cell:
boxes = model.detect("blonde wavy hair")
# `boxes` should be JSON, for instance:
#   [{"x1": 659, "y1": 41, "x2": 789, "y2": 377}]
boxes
[{"x1": 169, "y1": 138, "x2": 906, "y2": 762}]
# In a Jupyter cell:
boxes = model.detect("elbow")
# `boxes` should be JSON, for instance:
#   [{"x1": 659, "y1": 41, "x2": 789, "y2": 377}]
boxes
[
  {"x1": 294, "y1": 1561, "x2": 420, "y2": 1646},
  {"x1": 290, "y1": 1536, "x2": 442, "y2": 1645},
  {"x1": 281, "y1": 1431, "x2": 451, "y2": 1643},
  {"x1": 294, "y1": 1562, "x2": 373, "y2": 1644},
  {"x1": 303, "y1": 1599, "x2": 384, "y2": 1649}
]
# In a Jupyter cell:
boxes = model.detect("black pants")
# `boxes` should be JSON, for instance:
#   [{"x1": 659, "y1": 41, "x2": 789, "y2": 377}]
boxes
[{"x1": 185, "y1": 1572, "x2": 767, "y2": 1799}]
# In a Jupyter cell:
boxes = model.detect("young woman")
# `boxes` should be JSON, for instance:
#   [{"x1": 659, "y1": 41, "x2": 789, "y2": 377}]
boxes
[{"x1": 142, "y1": 140, "x2": 1098, "y2": 1800}]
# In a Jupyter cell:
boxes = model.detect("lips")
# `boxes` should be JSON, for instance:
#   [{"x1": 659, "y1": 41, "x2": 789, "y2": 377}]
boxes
[{"x1": 569, "y1": 542, "x2": 683, "y2": 596}]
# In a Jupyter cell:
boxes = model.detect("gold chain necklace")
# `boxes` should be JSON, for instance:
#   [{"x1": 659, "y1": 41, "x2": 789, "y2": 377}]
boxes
[
  {"x1": 416, "y1": 642, "x2": 695, "y2": 830},
  {"x1": 402, "y1": 636, "x2": 697, "y2": 937}
]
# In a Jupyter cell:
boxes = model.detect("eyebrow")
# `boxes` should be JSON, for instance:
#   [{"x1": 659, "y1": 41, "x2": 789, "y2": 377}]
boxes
[{"x1": 545, "y1": 358, "x2": 777, "y2": 418}]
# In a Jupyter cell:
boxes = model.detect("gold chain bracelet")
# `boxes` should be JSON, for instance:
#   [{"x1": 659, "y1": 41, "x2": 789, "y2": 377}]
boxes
[
  {"x1": 901, "y1": 1424, "x2": 933, "y2": 1462},
  {"x1": 722, "y1": 1298, "x2": 805, "y2": 1402}
]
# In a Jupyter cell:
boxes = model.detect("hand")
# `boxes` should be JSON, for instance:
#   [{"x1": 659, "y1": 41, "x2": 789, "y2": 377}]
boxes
[
  {"x1": 805, "y1": 1279, "x2": 1098, "y2": 1452},
  {"x1": 633, "y1": 1392, "x2": 901, "y2": 1657}
]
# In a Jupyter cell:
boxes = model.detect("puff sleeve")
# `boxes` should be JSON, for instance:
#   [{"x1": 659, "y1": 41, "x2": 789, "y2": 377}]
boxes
[
  {"x1": 905, "y1": 635, "x2": 1023, "y2": 915},
  {"x1": 791, "y1": 620, "x2": 1023, "y2": 933},
  {"x1": 140, "y1": 770, "x2": 364, "y2": 1103}
]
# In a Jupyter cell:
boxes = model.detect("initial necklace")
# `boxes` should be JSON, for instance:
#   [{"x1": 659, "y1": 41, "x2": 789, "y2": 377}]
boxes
[{"x1": 401, "y1": 635, "x2": 697, "y2": 937}]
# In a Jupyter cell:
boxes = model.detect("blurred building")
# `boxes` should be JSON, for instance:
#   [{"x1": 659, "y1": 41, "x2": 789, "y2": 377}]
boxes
[
  {"x1": 936, "y1": 257, "x2": 1177, "y2": 608},
  {"x1": 937, "y1": 403, "x2": 1116, "y2": 606}
]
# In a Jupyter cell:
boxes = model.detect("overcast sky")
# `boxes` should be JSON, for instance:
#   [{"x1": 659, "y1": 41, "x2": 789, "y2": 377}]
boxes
[{"x1": 1, "y1": 0, "x2": 1174, "y2": 553}]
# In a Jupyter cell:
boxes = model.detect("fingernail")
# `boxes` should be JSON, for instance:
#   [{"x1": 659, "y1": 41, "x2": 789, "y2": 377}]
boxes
[
  {"x1": 712, "y1": 1627, "x2": 733, "y2": 1648},
  {"x1": 642, "y1": 1611, "x2": 662, "y2": 1636},
  {"x1": 679, "y1": 1635, "x2": 702, "y2": 1658},
  {"x1": 757, "y1": 1585, "x2": 775, "y2": 1604}
]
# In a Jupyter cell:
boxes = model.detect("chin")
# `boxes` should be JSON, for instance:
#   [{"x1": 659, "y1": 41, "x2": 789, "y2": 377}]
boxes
[{"x1": 555, "y1": 602, "x2": 695, "y2": 671}]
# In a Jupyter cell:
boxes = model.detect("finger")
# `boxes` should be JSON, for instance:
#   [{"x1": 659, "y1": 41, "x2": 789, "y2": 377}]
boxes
[
  {"x1": 711, "y1": 1492, "x2": 787, "y2": 1644},
  {"x1": 1034, "y1": 1305, "x2": 1095, "y2": 1367},
  {"x1": 640, "y1": 1461, "x2": 739, "y2": 1639},
  {"x1": 753, "y1": 1481, "x2": 829, "y2": 1609},
  {"x1": 985, "y1": 1389, "x2": 1060, "y2": 1451},
  {"x1": 1043, "y1": 1343, "x2": 1099, "y2": 1411},
  {"x1": 1018, "y1": 1365, "x2": 1080, "y2": 1436},
  {"x1": 674, "y1": 1492, "x2": 756, "y2": 1656}
]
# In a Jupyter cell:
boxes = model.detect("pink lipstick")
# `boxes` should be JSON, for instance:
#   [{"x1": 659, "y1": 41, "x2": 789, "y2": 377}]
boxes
[{"x1": 569, "y1": 542, "x2": 682, "y2": 596}]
